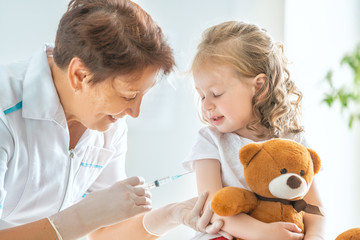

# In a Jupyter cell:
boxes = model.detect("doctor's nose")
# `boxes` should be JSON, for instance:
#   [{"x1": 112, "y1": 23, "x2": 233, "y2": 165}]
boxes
[{"x1": 126, "y1": 98, "x2": 142, "y2": 118}]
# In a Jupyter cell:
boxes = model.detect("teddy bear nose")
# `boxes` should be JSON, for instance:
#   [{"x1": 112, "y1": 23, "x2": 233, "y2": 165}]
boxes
[{"x1": 287, "y1": 175, "x2": 302, "y2": 189}]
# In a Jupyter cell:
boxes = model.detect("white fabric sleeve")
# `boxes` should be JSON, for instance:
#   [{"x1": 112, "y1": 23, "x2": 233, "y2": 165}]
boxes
[
  {"x1": 86, "y1": 120, "x2": 128, "y2": 193},
  {"x1": 282, "y1": 131, "x2": 309, "y2": 147},
  {"x1": 183, "y1": 127, "x2": 221, "y2": 172},
  {"x1": 0, "y1": 114, "x2": 14, "y2": 218},
  {"x1": 299, "y1": 133, "x2": 310, "y2": 148}
]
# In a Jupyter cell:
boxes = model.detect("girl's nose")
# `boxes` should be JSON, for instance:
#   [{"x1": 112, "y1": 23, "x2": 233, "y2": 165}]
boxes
[{"x1": 203, "y1": 98, "x2": 215, "y2": 111}]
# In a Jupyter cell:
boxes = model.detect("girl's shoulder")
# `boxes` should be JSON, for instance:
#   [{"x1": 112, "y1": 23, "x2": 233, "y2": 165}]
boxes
[
  {"x1": 279, "y1": 131, "x2": 308, "y2": 147},
  {"x1": 198, "y1": 126, "x2": 253, "y2": 146},
  {"x1": 198, "y1": 126, "x2": 238, "y2": 142}
]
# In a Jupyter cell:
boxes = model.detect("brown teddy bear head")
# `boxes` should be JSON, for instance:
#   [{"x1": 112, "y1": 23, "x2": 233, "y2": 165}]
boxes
[{"x1": 239, "y1": 138, "x2": 321, "y2": 200}]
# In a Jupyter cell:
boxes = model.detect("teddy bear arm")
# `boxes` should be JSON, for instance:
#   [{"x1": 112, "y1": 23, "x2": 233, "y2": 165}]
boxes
[
  {"x1": 211, "y1": 187, "x2": 258, "y2": 216},
  {"x1": 335, "y1": 228, "x2": 360, "y2": 240}
]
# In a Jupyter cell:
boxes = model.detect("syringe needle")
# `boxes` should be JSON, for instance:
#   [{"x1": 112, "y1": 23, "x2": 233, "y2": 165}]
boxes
[
  {"x1": 171, "y1": 171, "x2": 191, "y2": 180},
  {"x1": 145, "y1": 172, "x2": 192, "y2": 189}
]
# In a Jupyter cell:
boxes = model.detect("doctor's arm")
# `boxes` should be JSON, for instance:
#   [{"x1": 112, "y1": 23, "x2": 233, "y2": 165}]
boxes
[
  {"x1": 0, "y1": 176, "x2": 152, "y2": 240},
  {"x1": 194, "y1": 159, "x2": 304, "y2": 240},
  {"x1": 0, "y1": 117, "x2": 57, "y2": 239},
  {"x1": 88, "y1": 192, "x2": 224, "y2": 240}
]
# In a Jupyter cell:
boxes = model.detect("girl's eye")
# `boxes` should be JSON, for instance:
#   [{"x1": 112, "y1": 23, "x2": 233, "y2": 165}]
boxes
[{"x1": 213, "y1": 92, "x2": 224, "y2": 98}]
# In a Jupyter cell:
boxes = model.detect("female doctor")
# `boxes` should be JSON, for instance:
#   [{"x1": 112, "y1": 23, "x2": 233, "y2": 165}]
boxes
[{"x1": 0, "y1": 0, "x2": 230, "y2": 239}]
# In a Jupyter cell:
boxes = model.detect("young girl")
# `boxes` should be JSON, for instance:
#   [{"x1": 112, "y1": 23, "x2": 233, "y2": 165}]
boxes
[{"x1": 183, "y1": 21, "x2": 325, "y2": 240}]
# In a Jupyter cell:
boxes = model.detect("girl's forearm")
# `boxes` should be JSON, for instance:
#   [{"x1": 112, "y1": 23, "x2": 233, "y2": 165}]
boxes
[
  {"x1": 303, "y1": 212, "x2": 326, "y2": 240},
  {"x1": 0, "y1": 218, "x2": 59, "y2": 240},
  {"x1": 216, "y1": 213, "x2": 265, "y2": 239}
]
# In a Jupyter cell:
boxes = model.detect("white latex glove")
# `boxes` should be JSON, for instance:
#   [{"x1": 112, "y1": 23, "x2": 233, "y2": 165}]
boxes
[
  {"x1": 49, "y1": 176, "x2": 152, "y2": 240},
  {"x1": 174, "y1": 192, "x2": 233, "y2": 239}
]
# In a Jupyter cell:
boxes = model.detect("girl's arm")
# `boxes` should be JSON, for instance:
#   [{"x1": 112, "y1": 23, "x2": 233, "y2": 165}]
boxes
[
  {"x1": 303, "y1": 180, "x2": 326, "y2": 240},
  {"x1": 195, "y1": 159, "x2": 304, "y2": 240}
]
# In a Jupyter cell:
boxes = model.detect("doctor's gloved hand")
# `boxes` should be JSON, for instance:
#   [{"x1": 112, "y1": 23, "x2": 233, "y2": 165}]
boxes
[
  {"x1": 175, "y1": 192, "x2": 233, "y2": 239},
  {"x1": 49, "y1": 176, "x2": 152, "y2": 240}
]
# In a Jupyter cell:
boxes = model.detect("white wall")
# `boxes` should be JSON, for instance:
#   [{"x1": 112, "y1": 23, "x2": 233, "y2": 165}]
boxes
[
  {"x1": 0, "y1": 0, "x2": 68, "y2": 64},
  {"x1": 285, "y1": 0, "x2": 360, "y2": 239}
]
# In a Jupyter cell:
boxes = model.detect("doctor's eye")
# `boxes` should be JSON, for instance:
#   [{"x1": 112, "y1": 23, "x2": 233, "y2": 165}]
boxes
[
  {"x1": 123, "y1": 96, "x2": 136, "y2": 101},
  {"x1": 280, "y1": 168, "x2": 287, "y2": 174},
  {"x1": 300, "y1": 170, "x2": 305, "y2": 176},
  {"x1": 123, "y1": 93, "x2": 137, "y2": 101}
]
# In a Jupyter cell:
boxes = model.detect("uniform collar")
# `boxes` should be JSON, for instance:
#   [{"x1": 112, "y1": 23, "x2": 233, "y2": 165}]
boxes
[{"x1": 22, "y1": 44, "x2": 67, "y2": 129}]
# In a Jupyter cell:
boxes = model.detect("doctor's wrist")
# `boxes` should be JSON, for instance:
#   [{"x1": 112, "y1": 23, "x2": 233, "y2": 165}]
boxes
[
  {"x1": 142, "y1": 203, "x2": 179, "y2": 236},
  {"x1": 47, "y1": 217, "x2": 63, "y2": 240}
]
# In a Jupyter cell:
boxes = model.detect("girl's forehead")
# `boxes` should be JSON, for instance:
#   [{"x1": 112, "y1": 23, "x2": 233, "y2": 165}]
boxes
[
  {"x1": 194, "y1": 64, "x2": 236, "y2": 83},
  {"x1": 194, "y1": 64, "x2": 253, "y2": 91}
]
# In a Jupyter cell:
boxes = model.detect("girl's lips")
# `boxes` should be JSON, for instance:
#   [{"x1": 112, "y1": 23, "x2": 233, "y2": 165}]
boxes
[{"x1": 210, "y1": 116, "x2": 224, "y2": 125}]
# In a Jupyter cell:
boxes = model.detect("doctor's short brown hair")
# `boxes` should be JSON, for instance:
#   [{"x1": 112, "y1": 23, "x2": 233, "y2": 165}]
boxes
[{"x1": 53, "y1": 0, "x2": 174, "y2": 84}]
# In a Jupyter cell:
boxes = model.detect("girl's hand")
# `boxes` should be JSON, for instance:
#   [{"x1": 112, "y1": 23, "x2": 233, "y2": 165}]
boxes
[
  {"x1": 172, "y1": 192, "x2": 233, "y2": 239},
  {"x1": 259, "y1": 222, "x2": 304, "y2": 240},
  {"x1": 304, "y1": 234, "x2": 325, "y2": 240}
]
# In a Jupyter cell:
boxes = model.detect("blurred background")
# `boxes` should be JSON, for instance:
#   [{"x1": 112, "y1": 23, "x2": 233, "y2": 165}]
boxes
[{"x1": 1, "y1": 0, "x2": 359, "y2": 239}]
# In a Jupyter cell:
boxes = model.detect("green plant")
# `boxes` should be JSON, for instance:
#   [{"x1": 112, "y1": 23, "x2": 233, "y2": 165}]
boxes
[{"x1": 323, "y1": 44, "x2": 360, "y2": 128}]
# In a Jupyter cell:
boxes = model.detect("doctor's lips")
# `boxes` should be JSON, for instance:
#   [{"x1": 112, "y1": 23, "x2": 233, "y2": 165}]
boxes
[{"x1": 108, "y1": 115, "x2": 121, "y2": 122}]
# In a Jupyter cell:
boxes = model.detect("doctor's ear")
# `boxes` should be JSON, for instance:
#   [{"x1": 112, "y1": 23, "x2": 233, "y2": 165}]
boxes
[{"x1": 68, "y1": 57, "x2": 90, "y2": 93}]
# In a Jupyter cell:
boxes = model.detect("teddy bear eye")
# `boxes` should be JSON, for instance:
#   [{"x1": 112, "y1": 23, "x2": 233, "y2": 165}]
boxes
[
  {"x1": 300, "y1": 170, "x2": 305, "y2": 176},
  {"x1": 280, "y1": 168, "x2": 287, "y2": 174}
]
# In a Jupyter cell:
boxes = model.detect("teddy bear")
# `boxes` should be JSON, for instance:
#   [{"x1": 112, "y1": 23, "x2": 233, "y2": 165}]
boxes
[
  {"x1": 211, "y1": 138, "x2": 323, "y2": 239},
  {"x1": 336, "y1": 228, "x2": 360, "y2": 240}
]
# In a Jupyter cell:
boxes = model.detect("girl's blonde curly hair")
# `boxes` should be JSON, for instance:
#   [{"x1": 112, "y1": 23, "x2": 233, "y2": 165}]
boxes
[{"x1": 192, "y1": 21, "x2": 303, "y2": 138}]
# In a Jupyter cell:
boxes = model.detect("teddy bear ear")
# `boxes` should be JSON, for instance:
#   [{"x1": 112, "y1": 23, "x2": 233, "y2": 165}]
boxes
[
  {"x1": 307, "y1": 148, "x2": 321, "y2": 174},
  {"x1": 239, "y1": 143, "x2": 262, "y2": 167}
]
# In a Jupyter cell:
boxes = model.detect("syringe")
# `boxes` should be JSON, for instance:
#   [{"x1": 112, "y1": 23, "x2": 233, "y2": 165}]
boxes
[{"x1": 145, "y1": 172, "x2": 191, "y2": 189}]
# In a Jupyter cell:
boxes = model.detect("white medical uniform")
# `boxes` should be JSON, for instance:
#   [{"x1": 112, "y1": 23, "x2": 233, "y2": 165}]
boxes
[{"x1": 0, "y1": 44, "x2": 128, "y2": 229}]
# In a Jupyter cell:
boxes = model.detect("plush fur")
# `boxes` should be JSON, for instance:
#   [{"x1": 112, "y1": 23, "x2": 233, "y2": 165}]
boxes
[
  {"x1": 336, "y1": 228, "x2": 360, "y2": 240},
  {"x1": 211, "y1": 138, "x2": 321, "y2": 239}
]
